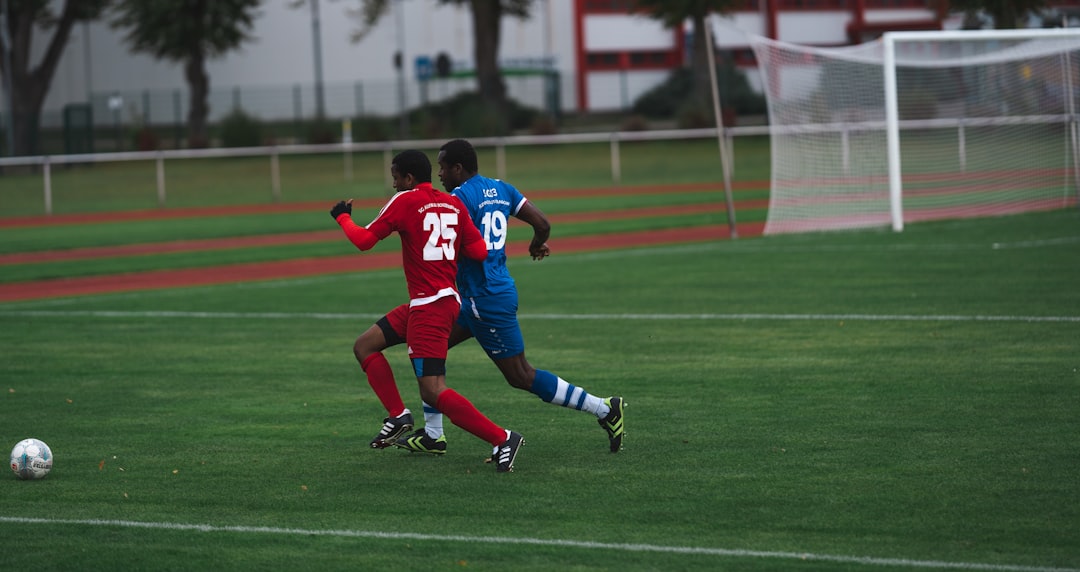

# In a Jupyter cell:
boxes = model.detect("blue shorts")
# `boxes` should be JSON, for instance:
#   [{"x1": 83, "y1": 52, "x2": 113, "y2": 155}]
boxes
[{"x1": 457, "y1": 289, "x2": 525, "y2": 360}]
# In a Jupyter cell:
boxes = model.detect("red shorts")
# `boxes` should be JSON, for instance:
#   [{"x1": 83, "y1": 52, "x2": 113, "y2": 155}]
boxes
[{"x1": 383, "y1": 296, "x2": 459, "y2": 360}]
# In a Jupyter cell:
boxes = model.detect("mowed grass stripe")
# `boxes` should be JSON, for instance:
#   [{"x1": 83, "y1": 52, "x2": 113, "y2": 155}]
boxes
[
  {"x1": 0, "y1": 180, "x2": 767, "y2": 229},
  {"x1": 0, "y1": 200, "x2": 765, "y2": 266},
  {"x1": 0, "y1": 187, "x2": 764, "y2": 256},
  {"x1": 0, "y1": 214, "x2": 759, "y2": 284},
  {"x1": 0, "y1": 223, "x2": 763, "y2": 301},
  {"x1": 0, "y1": 208, "x2": 767, "y2": 283}
]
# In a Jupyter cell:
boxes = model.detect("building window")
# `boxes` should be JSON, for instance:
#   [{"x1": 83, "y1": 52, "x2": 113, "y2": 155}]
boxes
[
  {"x1": 865, "y1": 0, "x2": 930, "y2": 6},
  {"x1": 586, "y1": 50, "x2": 678, "y2": 70},
  {"x1": 586, "y1": 53, "x2": 620, "y2": 67},
  {"x1": 776, "y1": 0, "x2": 849, "y2": 8},
  {"x1": 582, "y1": 0, "x2": 637, "y2": 13}
]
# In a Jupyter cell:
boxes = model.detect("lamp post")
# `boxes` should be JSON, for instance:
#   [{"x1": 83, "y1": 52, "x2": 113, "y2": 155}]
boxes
[
  {"x1": 84, "y1": 21, "x2": 92, "y2": 103},
  {"x1": 395, "y1": 0, "x2": 408, "y2": 139},
  {"x1": 1, "y1": 0, "x2": 16, "y2": 156},
  {"x1": 310, "y1": 0, "x2": 325, "y2": 119}
]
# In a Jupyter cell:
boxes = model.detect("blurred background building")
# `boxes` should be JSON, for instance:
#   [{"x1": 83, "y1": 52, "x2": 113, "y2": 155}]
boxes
[{"x1": 8, "y1": 0, "x2": 1080, "y2": 155}]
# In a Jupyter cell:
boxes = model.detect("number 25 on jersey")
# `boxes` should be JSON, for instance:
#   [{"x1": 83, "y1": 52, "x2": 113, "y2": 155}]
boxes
[{"x1": 423, "y1": 212, "x2": 459, "y2": 261}]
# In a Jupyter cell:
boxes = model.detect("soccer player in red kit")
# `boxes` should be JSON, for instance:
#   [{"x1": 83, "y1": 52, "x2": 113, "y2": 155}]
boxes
[{"x1": 330, "y1": 149, "x2": 523, "y2": 472}]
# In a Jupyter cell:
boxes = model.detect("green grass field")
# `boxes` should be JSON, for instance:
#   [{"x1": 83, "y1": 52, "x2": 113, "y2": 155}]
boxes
[{"x1": 1, "y1": 138, "x2": 1079, "y2": 571}]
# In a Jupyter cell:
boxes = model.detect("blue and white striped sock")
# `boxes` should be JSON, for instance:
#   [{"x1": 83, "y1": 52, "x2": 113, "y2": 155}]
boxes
[
  {"x1": 422, "y1": 401, "x2": 444, "y2": 438},
  {"x1": 532, "y1": 369, "x2": 608, "y2": 418}
]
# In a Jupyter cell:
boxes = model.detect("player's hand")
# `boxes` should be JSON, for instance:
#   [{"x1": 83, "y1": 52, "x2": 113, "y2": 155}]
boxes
[
  {"x1": 529, "y1": 242, "x2": 550, "y2": 260},
  {"x1": 330, "y1": 199, "x2": 353, "y2": 220}
]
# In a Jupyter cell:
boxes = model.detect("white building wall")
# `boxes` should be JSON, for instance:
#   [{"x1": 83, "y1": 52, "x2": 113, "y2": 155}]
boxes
[
  {"x1": 777, "y1": 12, "x2": 853, "y2": 45},
  {"x1": 584, "y1": 14, "x2": 675, "y2": 50},
  {"x1": 714, "y1": 13, "x2": 767, "y2": 47},
  {"x1": 587, "y1": 69, "x2": 669, "y2": 111}
]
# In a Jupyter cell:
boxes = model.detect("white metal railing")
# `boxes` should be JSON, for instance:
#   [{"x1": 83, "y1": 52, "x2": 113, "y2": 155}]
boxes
[{"x1": 0, "y1": 127, "x2": 771, "y2": 215}]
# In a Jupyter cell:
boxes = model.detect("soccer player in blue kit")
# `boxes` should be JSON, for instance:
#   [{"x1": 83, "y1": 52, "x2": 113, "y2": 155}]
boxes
[{"x1": 392, "y1": 138, "x2": 625, "y2": 455}]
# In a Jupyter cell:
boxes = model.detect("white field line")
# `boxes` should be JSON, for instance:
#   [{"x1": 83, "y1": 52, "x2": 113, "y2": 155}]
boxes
[
  {"x1": 554, "y1": 237, "x2": 1080, "y2": 260},
  {"x1": 990, "y1": 236, "x2": 1080, "y2": 249},
  {"x1": 0, "y1": 310, "x2": 1078, "y2": 322},
  {"x1": 0, "y1": 516, "x2": 1075, "y2": 572}
]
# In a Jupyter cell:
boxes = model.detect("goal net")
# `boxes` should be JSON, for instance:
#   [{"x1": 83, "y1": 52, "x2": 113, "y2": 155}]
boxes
[{"x1": 748, "y1": 29, "x2": 1080, "y2": 234}]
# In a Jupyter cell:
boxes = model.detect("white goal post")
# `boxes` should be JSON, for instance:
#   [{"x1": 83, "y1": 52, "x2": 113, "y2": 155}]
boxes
[{"x1": 750, "y1": 28, "x2": 1080, "y2": 234}]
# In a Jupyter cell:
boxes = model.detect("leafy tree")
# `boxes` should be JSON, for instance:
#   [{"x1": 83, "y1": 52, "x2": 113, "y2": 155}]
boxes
[
  {"x1": 111, "y1": 0, "x2": 260, "y2": 148},
  {"x1": 632, "y1": 0, "x2": 737, "y2": 110},
  {"x1": 0, "y1": 0, "x2": 111, "y2": 156},
  {"x1": 347, "y1": 0, "x2": 532, "y2": 126}
]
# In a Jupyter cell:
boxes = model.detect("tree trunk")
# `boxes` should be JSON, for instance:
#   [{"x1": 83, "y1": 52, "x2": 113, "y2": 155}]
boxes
[
  {"x1": 184, "y1": 51, "x2": 210, "y2": 148},
  {"x1": 469, "y1": 0, "x2": 506, "y2": 107},
  {"x1": 994, "y1": 4, "x2": 1019, "y2": 29},
  {"x1": 5, "y1": 1, "x2": 80, "y2": 156},
  {"x1": 10, "y1": 79, "x2": 45, "y2": 157},
  {"x1": 690, "y1": 11, "x2": 711, "y2": 110}
]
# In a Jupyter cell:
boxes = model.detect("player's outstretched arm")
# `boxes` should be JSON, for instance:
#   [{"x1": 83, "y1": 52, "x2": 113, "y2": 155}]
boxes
[
  {"x1": 516, "y1": 201, "x2": 551, "y2": 260},
  {"x1": 330, "y1": 199, "x2": 380, "y2": 251}
]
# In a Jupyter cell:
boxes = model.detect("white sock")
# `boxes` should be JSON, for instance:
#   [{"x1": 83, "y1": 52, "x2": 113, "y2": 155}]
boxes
[
  {"x1": 492, "y1": 429, "x2": 511, "y2": 455},
  {"x1": 422, "y1": 401, "x2": 443, "y2": 438}
]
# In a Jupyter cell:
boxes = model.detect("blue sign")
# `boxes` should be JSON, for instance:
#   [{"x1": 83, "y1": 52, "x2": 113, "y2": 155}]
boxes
[{"x1": 415, "y1": 56, "x2": 433, "y2": 81}]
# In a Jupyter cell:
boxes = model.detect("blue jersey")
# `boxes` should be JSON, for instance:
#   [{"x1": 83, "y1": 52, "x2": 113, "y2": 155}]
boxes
[{"x1": 451, "y1": 174, "x2": 528, "y2": 297}]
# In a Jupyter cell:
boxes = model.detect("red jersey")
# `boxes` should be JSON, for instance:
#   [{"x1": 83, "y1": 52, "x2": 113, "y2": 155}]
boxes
[{"x1": 335, "y1": 182, "x2": 487, "y2": 306}]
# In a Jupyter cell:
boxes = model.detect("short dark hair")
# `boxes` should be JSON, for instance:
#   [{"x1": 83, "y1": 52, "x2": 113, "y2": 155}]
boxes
[
  {"x1": 392, "y1": 150, "x2": 432, "y2": 183},
  {"x1": 439, "y1": 139, "x2": 478, "y2": 174}
]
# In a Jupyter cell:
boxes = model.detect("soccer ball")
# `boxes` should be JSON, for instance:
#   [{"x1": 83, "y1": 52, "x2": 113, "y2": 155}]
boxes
[{"x1": 10, "y1": 438, "x2": 53, "y2": 480}]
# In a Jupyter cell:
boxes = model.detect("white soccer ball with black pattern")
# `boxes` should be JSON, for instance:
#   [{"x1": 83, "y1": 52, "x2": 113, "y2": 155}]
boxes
[{"x1": 10, "y1": 438, "x2": 53, "y2": 480}]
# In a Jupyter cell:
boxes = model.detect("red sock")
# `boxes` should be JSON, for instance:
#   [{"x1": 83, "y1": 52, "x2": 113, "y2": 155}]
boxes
[
  {"x1": 435, "y1": 389, "x2": 506, "y2": 446},
  {"x1": 360, "y1": 353, "x2": 405, "y2": 417}
]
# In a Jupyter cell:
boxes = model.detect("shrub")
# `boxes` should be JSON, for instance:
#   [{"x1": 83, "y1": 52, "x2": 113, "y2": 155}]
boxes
[
  {"x1": 675, "y1": 102, "x2": 712, "y2": 129},
  {"x1": 220, "y1": 109, "x2": 264, "y2": 148},
  {"x1": 530, "y1": 114, "x2": 558, "y2": 135},
  {"x1": 419, "y1": 92, "x2": 540, "y2": 137},
  {"x1": 633, "y1": 69, "x2": 694, "y2": 118},
  {"x1": 633, "y1": 58, "x2": 766, "y2": 119},
  {"x1": 352, "y1": 117, "x2": 392, "y2": 142},
  {"x1": 304, "y1": 119, "x2": 338, "y2": 144},
  {"x1": 132, "y1": 127, "x2": 160, "y2": 151},
  {"x1": 620, "y1": 115, "x2": 649, "y2": 131}
]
